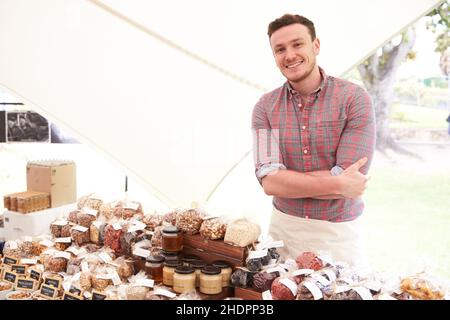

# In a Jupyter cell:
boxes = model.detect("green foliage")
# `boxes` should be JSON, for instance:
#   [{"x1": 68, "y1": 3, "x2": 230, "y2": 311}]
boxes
[{"x1": 426, "y1": 0, "x2": 449, "y2": 54}]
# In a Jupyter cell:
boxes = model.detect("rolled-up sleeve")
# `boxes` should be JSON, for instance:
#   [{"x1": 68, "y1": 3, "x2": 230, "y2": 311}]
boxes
[
  {"x1": 252, "y1": 96, "x2": 286, "y2": 185},
  {"x1": 336, "y1": 87, "x2": 376, "y2": 174}
]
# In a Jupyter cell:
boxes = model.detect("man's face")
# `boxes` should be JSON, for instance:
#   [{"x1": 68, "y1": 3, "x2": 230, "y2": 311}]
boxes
[{"x1": 270, "y1": 23, "x2": 320, "y2": 84}]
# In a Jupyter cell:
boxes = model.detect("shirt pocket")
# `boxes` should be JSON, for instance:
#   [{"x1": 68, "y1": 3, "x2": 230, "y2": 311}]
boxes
[{"x1": 310, "y1": 117, "x2": 347, "y2": 153}]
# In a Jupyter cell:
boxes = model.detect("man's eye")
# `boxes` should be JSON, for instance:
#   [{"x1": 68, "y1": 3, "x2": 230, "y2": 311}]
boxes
[
  {"x1": 294, "y1": 43, "x2": 303, "y2": 47},
  {"x1": 275, "y1": 48, "x2": 285, "y2": 53}
]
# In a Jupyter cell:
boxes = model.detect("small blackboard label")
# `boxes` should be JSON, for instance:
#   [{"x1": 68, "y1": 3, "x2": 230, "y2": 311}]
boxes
[
  {"x1": 91, "y1": 290, "x2": 107, "y2": 300},
  {"x1": 3, "y1": 271, "x2": 17, "y2": 284},
  {"x1": 44, "y1": 277, "x2": 61, "y2": 289},
  {"x1": 69, "y1": 286, "x2": 82, "y2": 296},
  {"x1": 16, "y1": 278, "x2": 36, "y2": 291},
  {"x1": 30, "y1": 269, "x2": 42, "y2": 282},
  {"x1": 40, "y1": 284, "x2": 57, "y2": 299},
  {"x1": 63, "y1": 291, "x2": 82, "y2": 300},
  {"x1": 3, "y1": 256, "x2": 19, "y2": 265},
  {"x1": 11, "y1": 264, "x2": 27, "y2": 275}
]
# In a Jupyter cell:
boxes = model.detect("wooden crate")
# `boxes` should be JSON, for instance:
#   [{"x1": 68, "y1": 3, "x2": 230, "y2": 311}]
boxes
[
  {"x1": 182, "y1": 234, "x2": 248, "y2": 268},
  {"x1": 234, "y1": 287, "x2": 262, "y2": 300}
]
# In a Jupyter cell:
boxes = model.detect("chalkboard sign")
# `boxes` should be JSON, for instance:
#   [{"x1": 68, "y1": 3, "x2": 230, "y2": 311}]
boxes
[
  {"x1": 3, "y1": 271, "x2": 17, "y2": 284},
  {"x1": 15, "y1": 278, "x2": 36, "y2": 291},
  {"x1": 29, "y1": 269, "x2": 42, "y2": 282},
  {"x1": 44, "y1": 276, "x2": 61, "y2": 289},
  {"x1": 11, "y1": 264, "x2": 27, "y2": 275},
  {"x1": 40, "y1": 284, "x2": 57, "y2": 299},
  {"x1": 91, "y1": 290, "x2": 107, "y2": 300},
  {"x1": 3, "y1": 256, "x2": 19, "y2": 265},
  {"x1": 63, "y1": 291, "x2": 82, "y2": 300},
  {"x1": 69, "y1": 286, "x2": 82, "y2": 297}
]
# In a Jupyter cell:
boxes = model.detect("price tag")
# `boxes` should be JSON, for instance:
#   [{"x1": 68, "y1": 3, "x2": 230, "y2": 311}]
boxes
[
  {"x1": 279, "y1": 278, "x2": 297, "y2": 296},
  {"x1": 365, "y1": 280, "x2": 382, "y2": 292},
  {"x1": 124, "y1": 202, "x2": 139, "y2": 210},
  {"x1": 153, "y1": 288, "x2": 176, "y2": 298},
  {"x1": 92, "y1": 220, "x2": 104, "y2": 228},
  {"x1": 51, "y1": 220, "x2": 68, "y2": 226},
  {"x1": 99, "y1": 252, "x2": 113, "y2": 263},
  {"x1": 15, "y1": 278, "x2": 37, "y2": 291},
  {"x1": 44, "y1": 276, "x2": 62, "y2": 289},
  {"x1": 91, "y1": 290, "x2": 107, "y2": 300},
  {"x1": 54, "y1": 237, "x2": 72, "y2": 243},
  {"x1": 3, "y1": 256, "x2": 19, "y2": 265},
  {"x1": 268, "y1": 240, "x2": 284, "y2": 248},
  {"x1": 3, "y1": 271, "x2": 18, "y2": 284},
  {"x1": 39, "y1": 239, "x2": 54, "y2": 247},
  {"x1": 82, "y1": 207, "x2": 98, "y2": 217},
  {"x1": 292, "y1": 269, "x2": 314, "y2": 276},
  {"x1": 334, "y1": 285, "x2": 352, "y2": 294},
  {"x1": 262, "y1": 290, "x2": 273, "y2": 300},
  {"x1": 303, "y1": 280, "x2": 323, "y2": 300},
  {"x1": 133, "y1": 247, "x2": 150, "y2": 258},
  {"x1": 69, "y1": 285, "x2": 83, "y2": 297},
  {"x1": 29, "y1": 269, "x2": 42, "y2": 282},
  {"x1": 66, "y1": 247, "x2": 81, "y2": 256},
  {"x1": 133, "y1": 279, "x2": 154, "y2": 288},
  {"x1": 63, "y1": 291, "x2": 83, "y2": 300},
  {"x1": 310, "y1": 273, "x2": 331, "y2": 286},
  {"x1": 247, "y1": 249, "x2": 268, "y2": 260},
  {"x1": 81, "y1": 262, "x2": 89, "y2": 272},
  {"x1": 22, "y1": 236, "x2": 33, "y2": 242},
  {"x1": 54, "y1": 251, "x2": 71, "y2": 260},
  {"x1": 72, "y1": 225, "x2": 88, "y2": 232},
  {"x1": 322, "y1": 269, "x2": 337, "y2": 282},
  {"x1": 265, "y1": 266, "x2": 286, "y2": 274},
  {"x1": 128, "y1": 221, "x2": 147, "y2": 233},
  {"x1": 11, "y1": 264, "x2": 27, "y2": 276},
  {"x1": 40, "y1": 284, "x2": 58, "y2": 299},
  {"x1": 20, "y1": 258, "x2": 38, "y2": 265},
  {"x1": 353, "y1": 286, "x2": 374, "y2": 300}
]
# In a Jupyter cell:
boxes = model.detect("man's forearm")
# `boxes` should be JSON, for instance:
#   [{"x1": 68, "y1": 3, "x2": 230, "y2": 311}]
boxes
[
  {"x1": 304, "y1": 170, "x2": 344, "y2": 199},
  {"x1": 262, "y1": 169, "x2": 342, "y2": 198}
]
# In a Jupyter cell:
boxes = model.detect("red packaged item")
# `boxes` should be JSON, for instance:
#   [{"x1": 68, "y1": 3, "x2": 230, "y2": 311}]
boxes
[
  {"x1": 104, "y1": 223, "x2": 123, "y2": 254},
  {"x1": 295, "y1": 252, "x2": 324, "y2": 271},
  {"x1": 271, "y1": 277, "x2": 297, "y2": 300}
]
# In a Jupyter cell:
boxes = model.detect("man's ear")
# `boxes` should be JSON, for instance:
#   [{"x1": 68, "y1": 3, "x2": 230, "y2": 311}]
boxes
[{"x1": 314, "y1": 37, "x2": 320, "y2": 55}]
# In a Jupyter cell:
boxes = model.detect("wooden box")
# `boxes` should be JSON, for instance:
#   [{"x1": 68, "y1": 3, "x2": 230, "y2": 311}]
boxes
[
  {"x1": 234, "y1": 287, "x2": 263, "y2": 300},
  {"x1": 182, "y1": 234, "x2": 248, "y2": 268}
]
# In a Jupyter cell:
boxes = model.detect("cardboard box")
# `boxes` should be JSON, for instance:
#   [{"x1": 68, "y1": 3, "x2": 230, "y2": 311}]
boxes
[
  {"x1": 26, "y1": 160, "x2": 76, "y2": 208},
  {"x1": 4, "y1": 191, "x2": 50, "y2": 213}
]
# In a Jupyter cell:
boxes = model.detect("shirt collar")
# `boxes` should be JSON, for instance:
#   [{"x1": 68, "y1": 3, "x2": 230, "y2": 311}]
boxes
[{"x1": 286, "y1": 66, "x2": 327, "y2": 98}]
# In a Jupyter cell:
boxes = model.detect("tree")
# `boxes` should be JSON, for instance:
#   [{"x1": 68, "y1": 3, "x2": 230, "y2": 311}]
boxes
[
  {"x1": 358, "y1": 0, "x2": 449, "y2": 154},
  {"x1": 425, "y1": 1, "x2": 449, "y2": 76}
]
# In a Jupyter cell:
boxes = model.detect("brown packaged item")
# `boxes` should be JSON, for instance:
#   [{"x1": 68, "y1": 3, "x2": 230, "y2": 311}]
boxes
[
  {"x1": 26, "y1": 160, "x2": 76, "y2": 208},
  {"x1": 4, "y1": 191, "x2": 50, "y2": 213}
]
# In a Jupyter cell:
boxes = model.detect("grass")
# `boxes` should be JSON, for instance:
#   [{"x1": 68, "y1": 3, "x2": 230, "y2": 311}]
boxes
[
  {"x1": 390, "y1": 103, "x2": 449, "y2": 128},
  {"x1": 363, "y1": 155, "x2": 450, "y2": 280}
]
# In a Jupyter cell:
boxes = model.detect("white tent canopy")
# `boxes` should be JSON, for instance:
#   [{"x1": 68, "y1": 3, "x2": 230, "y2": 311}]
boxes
[{"x1": 0, "y1": 0, "x2": 442, "y2": 213}]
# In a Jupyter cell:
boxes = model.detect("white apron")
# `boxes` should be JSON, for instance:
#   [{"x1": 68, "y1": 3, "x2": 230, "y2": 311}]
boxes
[{"x1": 269, "y1": 206, "x2": 369, "y2": 269}]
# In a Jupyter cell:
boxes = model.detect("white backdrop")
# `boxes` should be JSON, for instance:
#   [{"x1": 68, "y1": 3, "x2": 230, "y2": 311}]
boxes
[{"x1": 0, "y1": 0, "x2": 443, "y2": 218}]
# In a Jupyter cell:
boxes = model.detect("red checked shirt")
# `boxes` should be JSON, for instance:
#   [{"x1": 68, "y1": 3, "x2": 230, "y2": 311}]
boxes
[{"x1": 252, "y1": 67, "x2": 376, "y2": 222}]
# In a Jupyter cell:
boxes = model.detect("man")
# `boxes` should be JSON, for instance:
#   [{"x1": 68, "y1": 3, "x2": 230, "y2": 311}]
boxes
[{"x1": 252, "y1": 14, "x2": 376, "y2": 267}]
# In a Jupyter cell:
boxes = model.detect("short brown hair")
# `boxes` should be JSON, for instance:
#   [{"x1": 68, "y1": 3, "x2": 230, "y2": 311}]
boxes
[{"x1": 267, "y1": 14, "x2": 316, "y2": 40}]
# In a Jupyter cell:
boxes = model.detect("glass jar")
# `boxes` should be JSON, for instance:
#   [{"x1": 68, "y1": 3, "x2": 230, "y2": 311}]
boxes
[
  {"x1": 162, "y1": 226, "x2": 183, "y2": 252},
  {"x1": 181, "y1": 254, "x2": 200, "y2": 267},
  {"x1": 199, "y1": 266, "x2": 222, "y2": 295},
  {"x1": 190, "y1": 260, "x2": 206, "y2": 287},
  {"x1": 212, "y1": 260, "x2": 232, "y2": 287},
  {"x1": 161, "y1": 250, "x2": 180, "y2": 262},
  {"x1": 162, "y1": 259, "x2": 181, "y2": 286},
  {"x1": 173, "y1": 266, "x2": 195, "y2": 294},
  {"x1": 145, "y1": 255, "x2": 165, "y2": 282}
]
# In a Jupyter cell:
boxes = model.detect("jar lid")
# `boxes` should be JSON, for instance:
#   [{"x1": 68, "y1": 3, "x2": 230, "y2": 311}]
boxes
[
  {"x1": 190, "y1": 260, "x2": 206, "y2": 269},
  {"x1": 174, "y1": 265, "x2": 195, "y2": 274},
  {"x1": 201, "y1": 266, "x2": 221, "y2": 275},
  {"x1": 164, "y1": 259, "x2": 181, "y2": 267},
  {"x1": 182, "y1": 254, "x2": 200, "y2": 263},
  {"x1": 162, "y1": 225, "x2": 180, "y2": 234},
  {"x1": 146, "y1": 255, "x2": 165, "y2": 263},
  {"x1": 212, "y1": 260, "x2": 231, "y2": 269},
  {"x1": 161, "y1": 250, "x2": 179, "y2": 259}
]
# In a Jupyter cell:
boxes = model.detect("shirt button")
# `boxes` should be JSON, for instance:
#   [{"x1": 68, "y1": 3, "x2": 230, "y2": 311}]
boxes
[
  {"x1": 303, "y1": 149, "x2": 308, "y2": 154},
  {"x1": 302, "y1": 125, "x2": 306, "y2": 130},
  {"x1": 298, "y1": 103, "x2": 302, "y2": 108}
]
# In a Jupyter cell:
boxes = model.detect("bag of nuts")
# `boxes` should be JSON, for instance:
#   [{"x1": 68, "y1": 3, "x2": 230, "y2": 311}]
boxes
[
  {"x1": 224, "y1": 218, "x2": 261, "y2": 247},
  {"x1": 199, "y1": 217, "x2": 227, "y2": 240},
  {"x1": 142, "y1": 213, "x2": 163, "y2": 231},
  {"x1": 175, "y1": 208, "x2": 205, "y2": 235},
  {"x1": 113, "y1": 200, "x2": 143, "y2": 220},
  {"x1": 90, "y1": 220, "x2": 107, "y2": 244},
  {"x1": 77, "y1": 208, "x2": 98, "y2": 228},
  {"x1": 50, "y1": 219, "x2": 70, "y2": 238}
]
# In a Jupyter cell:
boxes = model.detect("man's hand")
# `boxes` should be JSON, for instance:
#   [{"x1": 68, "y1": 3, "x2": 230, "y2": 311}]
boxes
[{"x1": 337, "y1": 157, "x2": 369, "y2": 199}]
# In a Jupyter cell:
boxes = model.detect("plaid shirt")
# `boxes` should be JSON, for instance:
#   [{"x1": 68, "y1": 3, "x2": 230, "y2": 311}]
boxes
[{"x1": 252, "y1": 68, "x2": 375, "y2": 222}]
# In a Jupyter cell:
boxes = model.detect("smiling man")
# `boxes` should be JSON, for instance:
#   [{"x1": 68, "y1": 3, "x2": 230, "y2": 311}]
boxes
[{"x1": 252, "y1": 14, "x2": 376, "y2": 267}]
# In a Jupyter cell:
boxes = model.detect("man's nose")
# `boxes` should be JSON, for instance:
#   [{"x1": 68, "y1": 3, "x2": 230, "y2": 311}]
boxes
[{"x1": 285, "y1": 48, "x2": 296, "y2": 61}]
